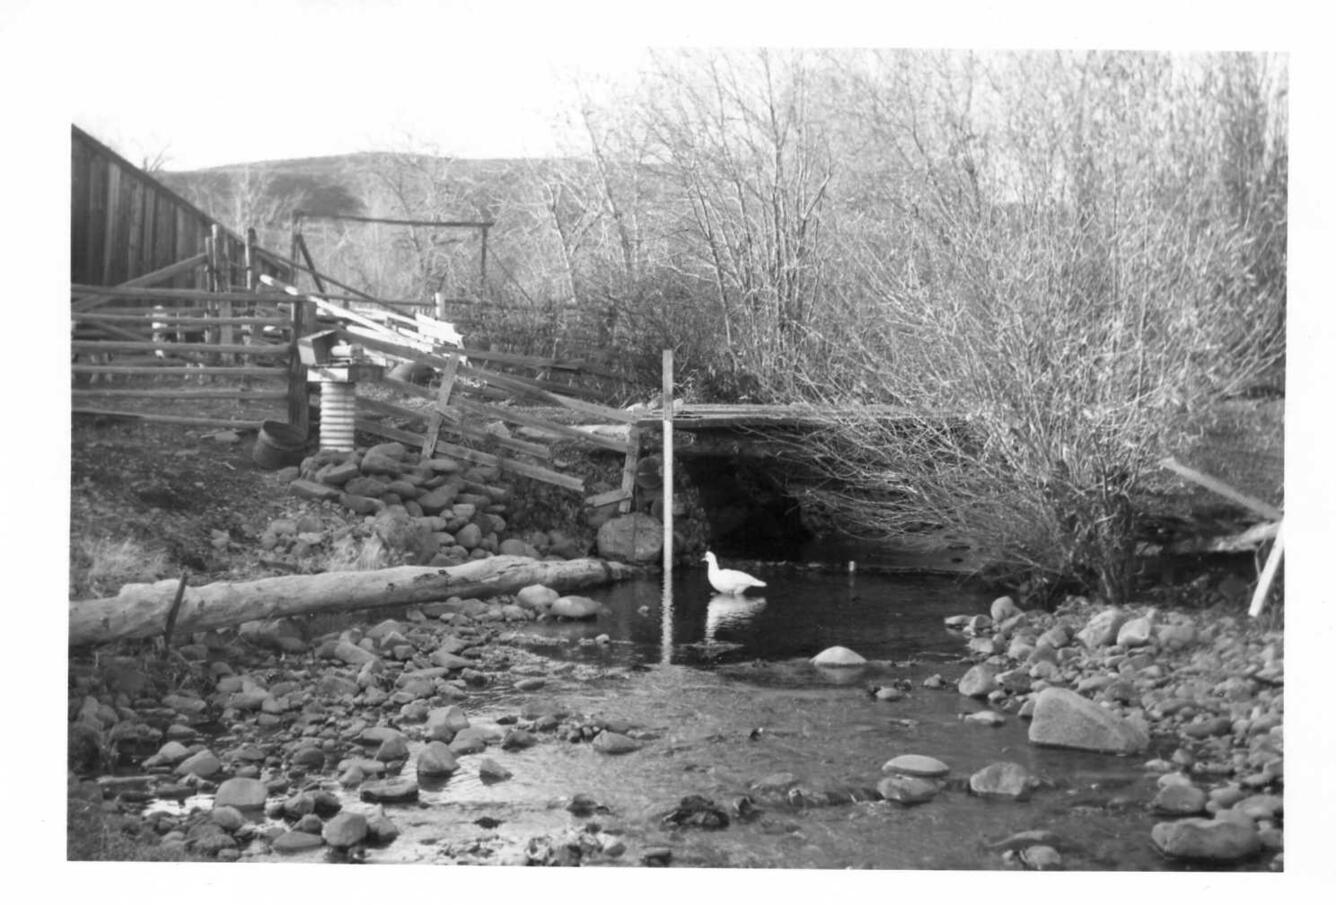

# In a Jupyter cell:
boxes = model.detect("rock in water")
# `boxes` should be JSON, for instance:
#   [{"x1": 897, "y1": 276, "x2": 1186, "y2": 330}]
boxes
[
  {"x1": 592, "y1": 731, "x2": 642, "y2": 754},
  {"x1": 1151, "y1": 818, "x2": 1262, "y2": 862},
  {"x1": 882, "y1": 754, "x2": 950, "y2": 778},
  {"x1": 811, "y1": 646, "x2": 867, "y2": 667},
  {"x1": 549, "y1": 596, "x2": 603, "y2": 620},
  {"x1": 596, "y1": 512, "x2": 664, "y2": 563},
  {"x1": 359, "y1": 778, "x2": 419, "y2": 804},
  {"x1": 969, "y1": 762, "x2": 1033, "y2": 800},
  {"x1": 877, "y1": 775, "x2": 939, "y2": 805},
  {"x1": 1027, "y1": 687, "x2": 1149, "y2": 754},
  {"x1": 990, "y1": 596, "x2": 1022, "y2": 622},
  {"x1": 214, "y1": 777, "x2": 269, "y2": 809},
  {"x1": 416, "y1": 741, "x2": 459, "y2": 777},
  {"x1": 957, "y1": 663, "x2": 998, "y2": 697},
  {"x1": 322, "y1": 812, "x2": 368, "y2": 848}
]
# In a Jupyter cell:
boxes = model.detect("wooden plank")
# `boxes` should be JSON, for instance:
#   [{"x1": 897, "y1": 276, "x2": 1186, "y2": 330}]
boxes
[
  {"x1": 422, "y1": 352, "x2": 462, "y2": 458},
  {"x1": 358, "y1": 397, "x2": 552, "y2": 460},
  {"x1": 1248, "y1": 523, "x2": 1284, "y2": 618},
  {"x1": 72, "y1": 388, "x2": 287, "y2": 400},
  {"x1": 355, "y1": 418, "x2": 584, "y2": 491},
  {"x1": 1158, "y1": 457, "x2": 1283, "y2": 522},
  {"x1": 85, "y1": 153, "x2": 108, "y2": 284},
  {"x1": 126, "y1": 180, "x2": 145, "y2": 279},
  {"x1": 585, "y1": 487, "x2": 632, "y2": 508},
  {"x1": 72, "y1": 253, "x2": 209, "y2": 311},
  {"x1": 76, "y1": 313, "x2": 289, "y2": 327},
  {"x1": 71, "y1": 341, "x2": 286, "y2": 356},
  {"x1": 618, "y1": 426, "x2": 643, "y2": 514},
  {"x1": 662, "y1": 349, "x2": 674, "y2": 571},
  {"x1": 71, "y1": 366, "x2": 285, "y2": 378},
  {"x1": 71, "y1": 137, "x2": 91, "y2": 282},
  {"x1": 286, "y1": 295, "x2": 309, "y2": 433},
  {"x1": 70, "y1": 408, "x2": 266, "y2": 428},
  {"x1": 452, "y1": 397, "x2": 630, "y2": 453},
  {"x1": 101, "y1": 164, "x2": 124, "y2": 285}
]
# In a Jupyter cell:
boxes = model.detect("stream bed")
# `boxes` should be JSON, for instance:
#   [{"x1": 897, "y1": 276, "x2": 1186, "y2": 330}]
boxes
[{"x1": 163, "y1": 563, "x2": 1266, "y2": 871}]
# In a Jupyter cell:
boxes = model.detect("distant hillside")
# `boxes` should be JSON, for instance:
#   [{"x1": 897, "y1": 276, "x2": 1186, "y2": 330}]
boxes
[{"x1": 157, "y1": 152, "x2": 591, "y2": 226}]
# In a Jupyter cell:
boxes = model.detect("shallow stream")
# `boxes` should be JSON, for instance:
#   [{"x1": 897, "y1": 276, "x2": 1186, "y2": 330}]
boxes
[{"x1": 221, "y1": 561, "x2": 1258, "y2": 870}]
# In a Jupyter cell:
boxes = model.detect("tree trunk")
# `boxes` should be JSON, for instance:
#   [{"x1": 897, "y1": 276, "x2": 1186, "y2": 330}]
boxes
[{"x1": 69, "y1": 556, "x2": 639, "y2": 647}]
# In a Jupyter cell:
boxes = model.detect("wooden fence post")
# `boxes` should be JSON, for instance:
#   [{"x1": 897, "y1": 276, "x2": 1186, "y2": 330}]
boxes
[{"x1": 662, "y1": 349, "x2": 674, "y2": 574}]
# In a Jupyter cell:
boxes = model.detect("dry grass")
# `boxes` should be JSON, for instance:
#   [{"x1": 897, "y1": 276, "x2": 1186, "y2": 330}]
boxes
[{"x1": 71, "y1": 537, "x2": 169, "y2": 599}]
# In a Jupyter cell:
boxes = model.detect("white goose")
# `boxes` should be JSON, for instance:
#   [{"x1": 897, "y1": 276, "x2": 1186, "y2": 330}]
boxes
[{"x1": 702, "y1": 551, "x2": 767, "y2": 596}]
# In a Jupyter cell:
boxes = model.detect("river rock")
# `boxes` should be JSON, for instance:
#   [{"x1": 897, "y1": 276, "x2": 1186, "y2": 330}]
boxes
[
  {"x1": 448, "y1": 728, "x2": 491, "y2": 755},
  {"x1": 596, "y1": 512, "x2": 663, "y2": 563},
  {"x1": 365, "y1": 806, "x2": 400, "y2": 843},
  {"x1": 417, "y1": 741, "x2": 460, "y2": 777},
  {"x1": 882, "y1": 754, "x2": 950, "y2": 777},
  {"x1": 321, "y1": 812, "x2": 368, "y2": 848},
  {"x1": 1152, "y1": 783, "x2": 1208, "y2": 815},
  {"x1": 1028, "y1": 687, "x2": 1149, "y2": 754},
  {"x1": 214, "y1": 777, "x2": 269, "y2": 810},
  {"x1": 957, "y1": 663, "x2": 998, "y2": 698},
  {"x1": 990, "y1": 596, "x2": 1022, "y2": 622},
  {"x1": 877, "y1": 775, "x2": 939, "y2": 805},
  {"x1": 333, "y1": 640, "x2": 378, "y2": 667},
  {"x1": 175, "y1": 749, "x2": 222, "y2": 778},
  {"x1": 516, "y1": 584, "x2": 560, "y2": 610},
  {"x1": 1076, "y1": 607, "x2": 1128, "y2": 649},
  {"x1": 1019, "y1": 845, "x2": 1063, "y2": 870},
  {"x1": 1117, "y1": 610, "x2": 1156, "y2": 648},
  {"x1": 478, "y1": 757, "x2": 513, "y2": 782},
  {"x1": 426, "y1": 705, "x2": 470, "y2": 741},
  {"x1": 359, "y1": 778, "x2": 419, "y2": 804},
  {"x1": 811, "y1": 646, "x2": 867, "y2": 667},
  {"x1": 271, "y1": 830, "x2": 324, "y2": 853},
  {"x1": 1151, "y1": 818, "x2": 1262, "y2": 862},
  {"x1": 969, "y1": 762, "x2": 1033, "y2": 800},
  {"x1": 550, "y1": 596, "x2": 603, "y2": 620},
  {"x1": 592, "y1": 731, "x2": 642, "y2": 754}
]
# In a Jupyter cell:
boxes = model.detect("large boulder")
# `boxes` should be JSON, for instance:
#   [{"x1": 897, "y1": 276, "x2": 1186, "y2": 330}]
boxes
[
  {"x1": 596, "y1": 512, "x2": 663, "y2": 563},
  {"x1": 1027, "y1": 687, "x2": 1149, "y2": 754},
  {"x1": 1151, "y1": 818, "x2": 1262, "y2": 862}
]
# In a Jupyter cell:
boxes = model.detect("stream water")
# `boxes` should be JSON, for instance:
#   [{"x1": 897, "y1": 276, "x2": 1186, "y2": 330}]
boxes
[{"x1": 214, "y1": 561, "x2": 1259, "y2": 871}]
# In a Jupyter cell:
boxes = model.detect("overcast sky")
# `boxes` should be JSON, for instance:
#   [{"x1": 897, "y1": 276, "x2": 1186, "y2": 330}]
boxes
[{"x1": 8, "y1": 0, "x2": 1321, "y2": 171}]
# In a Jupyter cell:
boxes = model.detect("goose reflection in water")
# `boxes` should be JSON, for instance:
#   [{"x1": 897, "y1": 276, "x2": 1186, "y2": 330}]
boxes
[{"x1": 704, "y1": 593, "x2": 768, "y2": 645}]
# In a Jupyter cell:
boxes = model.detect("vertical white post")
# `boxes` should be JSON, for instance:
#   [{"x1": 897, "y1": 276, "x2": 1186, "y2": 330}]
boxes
[{"x1": 662, "y1": 349, "x2": 674, "y2": 575}]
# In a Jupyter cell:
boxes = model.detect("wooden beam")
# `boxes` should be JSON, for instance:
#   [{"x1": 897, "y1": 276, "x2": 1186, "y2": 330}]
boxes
[
  {"x1": 451, "y1": 397, "x2": 631, "y2": 453},
  {"x1": 71, "y1": 254, "x2": 208, "y2": 311},
  {"x1": 357, "y1": 396, "x2": 551, "y2": 460},
  {"x1": 72, "y1": 283, "x2": 291, "y2": 304},
  {"x1": 72, "y1": 388, "x2": 287, "y2": 400},
  {"x1": 1248, "y1": 523, "x2": 1285, "y2": 618},
  {"x1": 618, "y1": 427, "x2": 642, "y2": 514},
  {"x1": 586, "y1": 487, "x2": 632, "y2": 508},
  {"x1": 423, "y1": 352, "x2": 462, "y2": 458},
  {"x1": 70, "y1": 408, "x2": 266, "y2": 428},
  {"x1": 1158, "y1": 457, "x2": 1283, "y2": 522},
  {"x1": 71, "y1": 340, "x2": 286, "y2": 356},
  {"x1": 71, "y1": 365, "x2": 285, "y2": 378}
]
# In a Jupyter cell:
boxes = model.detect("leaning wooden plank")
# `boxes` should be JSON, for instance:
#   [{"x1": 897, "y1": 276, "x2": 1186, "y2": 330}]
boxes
[
  {"x1": 69, "y1": 555, "x2": 637, "y2": 646},
  {"x1": 1158, "y1": 456, "x2": 1284, "y2": 522},
  {"x1": 422, "y1": 351, "x2": 462, "y2": 458},
  {"x1": 452, "y1": 397, "x2": 631, "y2": 453},
  {"x1": 356, "y1": 418, "x2": 584, "y2": 491},
  {"x1": 1247, "y1": 523, "x2": 1284, "y2": 618},
  {"x1": 70, "y1": 408, "x2": 265, "y2": 428},
  {"x1": 618, "y1": 427, "x2": 643, "y2": 514},
  {"x1": 357, "y1": 397, "x2": 552, "y2": 459},
  {"x1": 71, "y1": 254, "x2": 208, "y2": 311},
  {"x1": 586, "y1": 487, "x2": 633, "y2": 508}
]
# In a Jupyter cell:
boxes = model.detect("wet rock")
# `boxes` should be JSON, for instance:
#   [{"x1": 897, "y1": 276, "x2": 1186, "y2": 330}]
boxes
[
  {"x1": 1152, "y1": 783, "x2": 1208, "y2": 815},
  {"x1": 969, "y1": 762, "x2": 1033, "y2": 800},
  {"x1": 295, "y1": 814, "x2": 323, "y2": 834},
  {"x1": 549, "y1": 596, "x2": 603, "y2": 620},
  {"x1": 882, "y1": 754, "x2": 950, "y2": 777},
  {"x1": 514, "y1": 678, "x2": 546, "y2": 692},
  {"x1": 448, "y1": 727, "x2": 492, "y2": 755},
  {"x1": 374, "y1": 734, "x2": 410, "y2": 762},
  {"x1": 214, "y1": 777, "x2": 269, "y2": 810},
  {"x1": 425, "y1": 705, "x2": 470, "y2": 742},
  {"x1": 417, "y1": 741, "x2": 460, "y2": 777},
  {"x1": 989, "y1": 829, "x2": 1064, "y2": 852},
  {"x1": 359, "y1": 778, "x2": 419, "y2": 804},
  {"x1": 322, "y1": 812, "x2": 368, "y2": 848},
  {"x1": 271, "y1": 830, "x2": 324, "y2": 854},
  {"x1": 365, "y1": 806, "x2": 400, "y2": 844},
  {"x1": 1018, "y1": 845, "x2": 1063, "y2": 870},
  {"x1": 501, "y1": 728, "x2": 538, "y2": 750},
  {"x1": 964, "y1": 709, "x2": 1006, "y2": 727},
  {"x1": 1235, "y1": 794, "x2": 1283, "y2": 821},
  {"x1": 957, "y1": 663, "x2": 997, "y2": 698},
  {"x1": 811, "y1": 646, "x2": 867, "y2": 667},
  {"x1": 596, "y1": 512, "x2": 663, "y2": 563},
  {"x1": 662, "y1": 795, "x2": 730, "y2": 829},
  {"x1": 175, "y1": 749, "x2": 222, "y2": 778},
  {"x1": 876, "y1": 774, "x2": 939, "y2": 805},
  {"x1": 210, "y1": 805, "x2": 246, "y2": 832},
  {"x1": 592, "y1": 731, "x2": 642, "y2": 754},
  {"x1": 332, "y1": 640, "x2": 378, "y2": 667},
  {"x1": 640, "y1": 846, "x2": 673, "y2": 866},
  {"x1": 1151, "y1": 818, "x2": 1262, "y2": 862},
  {"x1": 478, "y1": 757, "x2": 513, "y2": 782},
  {"x1": 516, "y1": 584, "x2": 559, "y2": 610},
  {"x1": 1028, "y1": 687, "x2": 1149, "y2": 754}
]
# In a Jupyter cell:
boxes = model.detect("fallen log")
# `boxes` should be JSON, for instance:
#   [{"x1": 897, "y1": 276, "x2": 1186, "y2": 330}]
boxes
[{"x1": 69, "y1": 555, "x2": 639, "y2": 647}]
